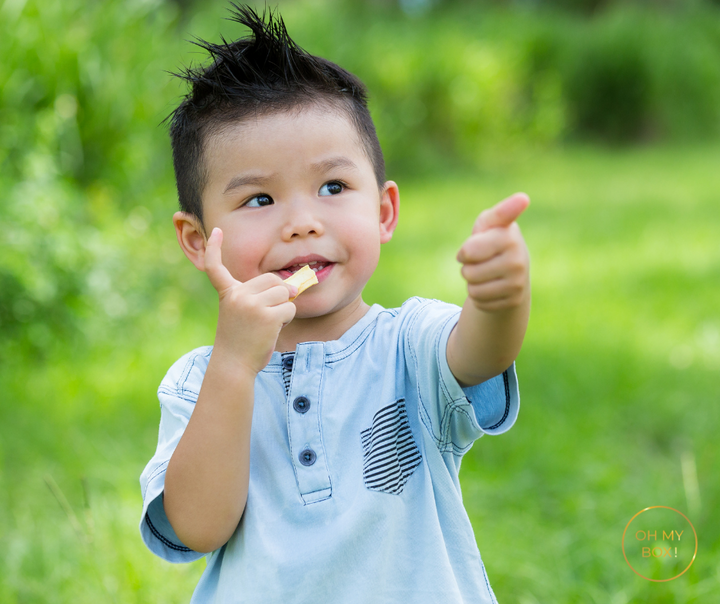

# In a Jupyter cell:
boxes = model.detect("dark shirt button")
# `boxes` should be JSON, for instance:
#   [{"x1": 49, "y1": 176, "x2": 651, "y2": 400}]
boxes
[
  {"x1": 282, "y1": 356, "x2": 294, "y2": 370},
  {"x1": 299, "y1": 448, "x2": 316, "y2": 466},
  {"x1": 293, "y1": 396, "x2": 310, "y2": 414}
]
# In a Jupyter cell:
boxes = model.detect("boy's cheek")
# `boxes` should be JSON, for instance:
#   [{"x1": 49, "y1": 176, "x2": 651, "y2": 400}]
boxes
[{"x1": 221, "y1": 254, "x2": 257, "y2": 283}]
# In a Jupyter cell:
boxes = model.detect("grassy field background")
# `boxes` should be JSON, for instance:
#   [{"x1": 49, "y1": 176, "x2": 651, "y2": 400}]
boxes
[{"x1": 2, "y1": 142, "x2": 719, "y2": 602}]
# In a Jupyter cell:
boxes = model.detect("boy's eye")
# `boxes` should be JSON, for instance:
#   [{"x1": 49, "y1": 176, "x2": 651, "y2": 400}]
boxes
[
  {"x1": 319, "y1": 181, "x2": 344, "y2": 196},
  {"x1": 245, "y1": 194, "x2": 274, "y2": 208}
]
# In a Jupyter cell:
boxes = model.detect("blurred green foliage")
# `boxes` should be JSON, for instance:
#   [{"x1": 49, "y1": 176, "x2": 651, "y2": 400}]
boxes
[{"x1": 0, "y1": 0, "x2": 188, "y2": 360}]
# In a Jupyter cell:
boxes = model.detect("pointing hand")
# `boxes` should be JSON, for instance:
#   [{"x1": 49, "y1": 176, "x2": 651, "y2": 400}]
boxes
[{"x1": 456, "y1": 193, "x2": 531, "y2": 312}]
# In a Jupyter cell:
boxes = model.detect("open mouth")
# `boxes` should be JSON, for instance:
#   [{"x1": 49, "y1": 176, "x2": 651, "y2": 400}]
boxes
[
  {"x1": 283, "y1": 261, "x2": 331, "y2": 275},
  {"x1": 277, "y1": 259, "x2": 335, "y2": 283}
]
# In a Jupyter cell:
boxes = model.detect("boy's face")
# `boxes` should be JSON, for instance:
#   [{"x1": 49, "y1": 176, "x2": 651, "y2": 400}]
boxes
[{"x1": 176, "y1": 104, "x2": 398, "y2": 325}]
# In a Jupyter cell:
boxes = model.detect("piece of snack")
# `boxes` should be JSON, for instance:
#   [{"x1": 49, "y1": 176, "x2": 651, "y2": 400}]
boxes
[{"x1": 284, "y1": 264, "x2": 318, "y2": 301}]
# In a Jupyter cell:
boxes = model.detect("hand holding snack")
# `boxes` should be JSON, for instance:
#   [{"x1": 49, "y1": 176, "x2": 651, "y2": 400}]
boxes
[
  {"x1": 456, "y1": 193, "x2": 530, "y2": 312},
  {"x1": 203, "y1": 228, "x2": 298, "y2": 373}
]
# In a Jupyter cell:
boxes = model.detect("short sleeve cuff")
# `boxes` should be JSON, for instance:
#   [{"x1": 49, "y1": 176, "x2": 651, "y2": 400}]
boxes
[
  {"x1": 139, "y1": 464, "x2": 204, "y2": 563},
  {"x1": 462, "y1": 362, "x2": 519, "y2": 434}
]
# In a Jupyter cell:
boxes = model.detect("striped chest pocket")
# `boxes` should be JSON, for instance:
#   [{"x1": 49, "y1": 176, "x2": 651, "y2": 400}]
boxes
[{"x1": 360, "y1": 399, "x2": 422, "y2": 495}]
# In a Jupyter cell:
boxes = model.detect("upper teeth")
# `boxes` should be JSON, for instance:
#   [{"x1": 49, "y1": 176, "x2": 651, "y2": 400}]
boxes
[{"x1": 291, "y1": 261, "x2": 324, "y2": 273}]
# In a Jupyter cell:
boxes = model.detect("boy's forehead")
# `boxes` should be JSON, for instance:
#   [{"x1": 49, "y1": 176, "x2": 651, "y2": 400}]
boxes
[
  {"x1": 203, "y1": 105, "x2": 370, "y2": 187},
  {"x1": 210, "y1": 104, "x2": 362, "y2": 153}
]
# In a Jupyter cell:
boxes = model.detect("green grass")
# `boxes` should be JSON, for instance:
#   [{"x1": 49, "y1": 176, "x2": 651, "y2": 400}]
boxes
[{"x1": 2, "y1": 143, "x2": 719, "y2": 602}]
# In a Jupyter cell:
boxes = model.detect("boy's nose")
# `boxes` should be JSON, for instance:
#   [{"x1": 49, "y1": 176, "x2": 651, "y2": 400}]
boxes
[{"x1": 281, "y1": 200, "x2": 325, "y2": 241}]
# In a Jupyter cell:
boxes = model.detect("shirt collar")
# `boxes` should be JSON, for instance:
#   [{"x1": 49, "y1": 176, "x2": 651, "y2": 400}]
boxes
[{"x1": 265, "y1": 303, "x2": 385, "y2": 368}]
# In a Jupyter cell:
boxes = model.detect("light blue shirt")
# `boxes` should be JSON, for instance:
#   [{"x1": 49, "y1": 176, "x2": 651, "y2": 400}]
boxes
[{"x1": 140, "y1": 297, "x2": 519, "y2": 603}]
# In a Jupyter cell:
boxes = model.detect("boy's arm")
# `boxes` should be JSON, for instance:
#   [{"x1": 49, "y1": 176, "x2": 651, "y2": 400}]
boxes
[
  {"x1": 163, "y1": 226, "x2": 297, "y2": 553},
  {"x1": 447, "y1": 194, "x2": 531, "y2": 387},
  {"x1": 163, "y1": 352, "x2": 256, "y2": 553}
]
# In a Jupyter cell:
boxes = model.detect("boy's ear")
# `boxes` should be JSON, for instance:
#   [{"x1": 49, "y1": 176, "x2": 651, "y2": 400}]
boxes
[
  {"x1": 173, "y1": 211, "x2": 209, "y2": 271},
  {"x1": 379, "y1": 181, "x2": 400, "y2": 244}
]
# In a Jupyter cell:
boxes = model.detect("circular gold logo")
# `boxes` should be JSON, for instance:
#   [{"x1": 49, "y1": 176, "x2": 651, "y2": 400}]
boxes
[{"x1": 622, "y1": 506, "x2": 697, "y2": 582}]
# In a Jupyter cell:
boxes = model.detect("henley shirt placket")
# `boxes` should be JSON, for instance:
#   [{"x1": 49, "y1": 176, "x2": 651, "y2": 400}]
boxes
[{"x1": 285, "y1": 343, "x2": 332, "y2": 504}]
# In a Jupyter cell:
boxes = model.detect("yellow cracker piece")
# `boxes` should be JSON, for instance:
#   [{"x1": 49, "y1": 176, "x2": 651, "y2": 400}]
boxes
[{"x1": 284, "y1": 264, "x2": 318, "y2": 301}]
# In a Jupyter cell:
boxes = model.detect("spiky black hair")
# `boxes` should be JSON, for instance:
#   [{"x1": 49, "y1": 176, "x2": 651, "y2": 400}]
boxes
[{"x1": 168, "y1": 4, "x2": 385, "y2": 227}]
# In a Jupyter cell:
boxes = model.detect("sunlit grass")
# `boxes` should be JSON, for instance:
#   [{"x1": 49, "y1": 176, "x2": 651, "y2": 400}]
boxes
[{"x1": 2, "y1": 144, "x2": 720, "y2": 602}]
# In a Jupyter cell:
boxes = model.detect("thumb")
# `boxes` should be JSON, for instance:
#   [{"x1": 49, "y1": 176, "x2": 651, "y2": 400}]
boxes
[
  {"x1": 202, "y1": 228, "x2": 238, "y2": 293},
  {"x1": 473, "y1": 193, "x2": 530, "y2": 233}
]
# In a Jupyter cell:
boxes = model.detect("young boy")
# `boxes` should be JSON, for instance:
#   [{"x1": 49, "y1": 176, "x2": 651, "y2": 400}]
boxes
[{"x1": 140, "y1": 5, "x2": 530, "y2": 603}]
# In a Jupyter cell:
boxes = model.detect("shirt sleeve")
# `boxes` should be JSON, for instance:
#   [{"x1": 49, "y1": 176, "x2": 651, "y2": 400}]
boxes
[
  {"x1": 138, "y1": 346, "x2": 213, "y2": 563},
  {"x1": 403, "y1": 298, "x2": 519, "y2": 455}
]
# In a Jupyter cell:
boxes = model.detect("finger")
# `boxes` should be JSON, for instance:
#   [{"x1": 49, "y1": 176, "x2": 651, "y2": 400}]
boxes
[
  {"x1": 472, "y1": 296, "x2": 517, "y2": 312},
  {"x1": 456, "y1": 228, "x2": 507, "y2": 264},
  {"x1": 203, "y1": 228, "x2": 237, "y2": 293},
  {"x1": 254, "y1": 283, "x2": 294, "y2": 307},
  {"x1": 461, "y1": 244, "x2": 527, "y2": 282},
  {"x1": 286, "y1": 283, "x2": 299, "y2": 300},
  {"x1": 460, "y1": 254, "x2": 511, "y2": 285},
  {"x1": 274, "y1": 300, "x2": 297, "y2": 327},
  {"x1": 473, "y1": 193, "x2": 530, "y2": 233},
  {"x1": 467, "y1": 279, "x2": 519, "y2": 304},
  {"x1": 244, "y1": 272, "x2": 298, "y2": 299}
]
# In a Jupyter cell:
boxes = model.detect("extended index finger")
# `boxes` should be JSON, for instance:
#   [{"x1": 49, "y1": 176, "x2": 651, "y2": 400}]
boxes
[
  {"x1": 203, "y1": 228, "x2": 238, "y2": 293},
  {"x1": 473, "y1": 193, "x2": 530, "y2": 233}
]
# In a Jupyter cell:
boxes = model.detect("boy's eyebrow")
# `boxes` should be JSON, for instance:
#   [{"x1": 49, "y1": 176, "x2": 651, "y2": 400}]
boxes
[
  {"x1": 310, "y1": 156, "x2": 359, "y2": 174},
  {"x1": 223, "y1": 173, "x2": 273, "y2": 194}
]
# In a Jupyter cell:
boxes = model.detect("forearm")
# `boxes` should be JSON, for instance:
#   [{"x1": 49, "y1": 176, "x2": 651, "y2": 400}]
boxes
[
  {"x1": 163, "y1": 350, "x2": 255, "y2": 553},
  {"x1": 447, "y1": 292, "x2": 530, "y2": 387}
]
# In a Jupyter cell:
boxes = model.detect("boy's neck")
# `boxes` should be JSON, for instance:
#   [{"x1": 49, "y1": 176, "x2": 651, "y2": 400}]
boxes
[{"x1": 275, "y1": 297, "x2": 371, "y2": 352}]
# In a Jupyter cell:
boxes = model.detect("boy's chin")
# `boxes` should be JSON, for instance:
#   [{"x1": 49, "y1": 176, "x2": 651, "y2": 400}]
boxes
[
  {"x1": 290, "y1": 294, "x2": 360, "y2": 322},
  {"x1": 289, "y1": 301, "x2": 330, "y2": 321}
]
